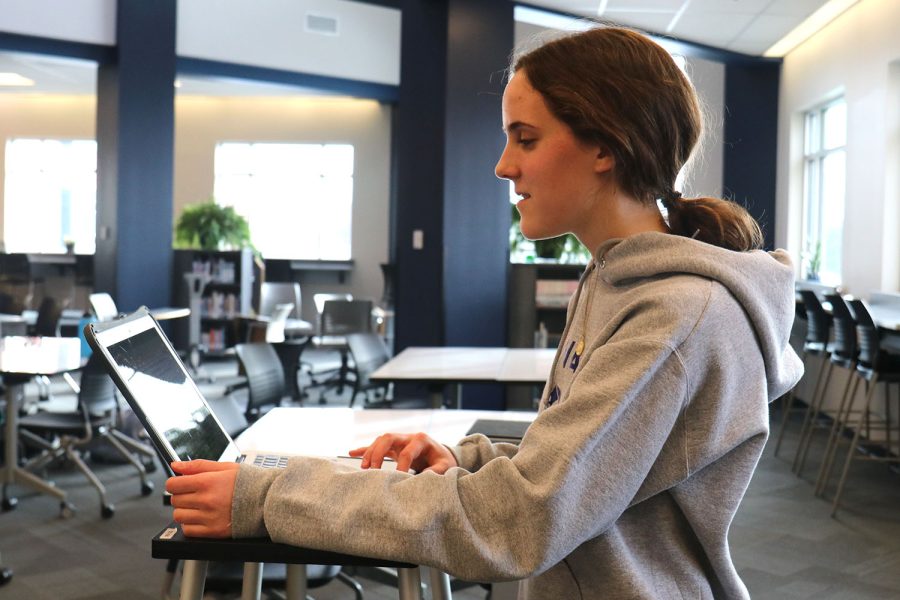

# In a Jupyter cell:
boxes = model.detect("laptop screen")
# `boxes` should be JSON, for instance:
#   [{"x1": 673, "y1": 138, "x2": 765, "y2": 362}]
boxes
[{"x1": 95, "y1": 312, "x2": 237, "y2": 463}]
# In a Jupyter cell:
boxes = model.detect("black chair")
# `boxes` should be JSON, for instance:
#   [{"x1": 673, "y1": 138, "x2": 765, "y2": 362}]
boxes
[
  {"x1": 773, "y1": 289, "x2": 833, "y2": 457},
  {"x1": 32, "y1": 297, "x2": 62, "y2": 337},
  {"x1": 345, "y1": 333, "x2": 430, "y2": 410},
  {"x1": 233, "y1": 342, "x2": 290, "y2": 424},
  {"x1": 303, "y1": 298, "x2": 374, "y2": 402},
  {"x1": 823, "y1": 299, "x2": 900, "y2": 516},
  {"x1": 793, "y1": 293, "x2": 859, "y2": 476},
  {"x1": 17, "y1": 353, "x2": 155, "y2": 518}
]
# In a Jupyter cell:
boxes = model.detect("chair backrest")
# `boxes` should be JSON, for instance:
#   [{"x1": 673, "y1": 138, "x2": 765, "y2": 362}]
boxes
[
  {"x1": 313, "y1": 292, "x2": 353, "y2": 315},
  {"x1": 848, "y1": 299, "x2": 881, "y2": 369},
  {"x1": 34, "y1": 297, "x2": 62, "y2": 337},
  {"x1": 824, "y1": 293, "x2": 857, "y2": 361},
  {"x1": 264, "y1": 303, "x2": 294, "y2": 344},
  {"x1": 346, "y1": 333, "x2": 390, "y2": 386},
  {"x1": 259, "y1": 282, "x2": 302, "y2": 319},
  {"x1": 320, "y1": 299, "x2": 373, "y2": 336},
  {"x1": 234, "y1": 343, "x2": 287, "y2": 420},
  {"x1": 78, "y1": 353, "x2": 119, "y2": 417},
  {"x1": 799, "y1": 290, "x2": 831, "y2": 346},
  {"x1": 89, "y1": 292, "x2": 119, "y2": 322}
]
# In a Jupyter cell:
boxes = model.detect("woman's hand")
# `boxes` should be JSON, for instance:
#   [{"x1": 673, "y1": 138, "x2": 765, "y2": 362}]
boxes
[
  {"x1": 166, "y1": 460, "x2": 239, "y2": 538},
  {"x1": 349, "y1": 432, "x2": 458, "y2": 475}
]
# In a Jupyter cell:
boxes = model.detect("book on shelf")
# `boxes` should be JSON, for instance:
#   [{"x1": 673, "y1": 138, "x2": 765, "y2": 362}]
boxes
[{"x1": 535, "y1": 279, "x2": 579, "y2": 308}]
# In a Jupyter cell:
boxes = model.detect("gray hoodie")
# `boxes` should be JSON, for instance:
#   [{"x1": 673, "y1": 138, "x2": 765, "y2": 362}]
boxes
[{"x1": 231, "y1": 231, "x2": 803, "y2": 599}]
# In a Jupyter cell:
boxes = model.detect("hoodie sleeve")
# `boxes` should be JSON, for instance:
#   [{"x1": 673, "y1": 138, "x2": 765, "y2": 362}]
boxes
[{"x1": 230, "y1": 314, "x2": 690, "y2": 583}]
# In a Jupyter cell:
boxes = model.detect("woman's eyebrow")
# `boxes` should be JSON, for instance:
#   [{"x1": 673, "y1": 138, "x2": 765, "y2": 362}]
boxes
[{"x1": 503, "y1": 121, "x2": 534, "y2": 133}]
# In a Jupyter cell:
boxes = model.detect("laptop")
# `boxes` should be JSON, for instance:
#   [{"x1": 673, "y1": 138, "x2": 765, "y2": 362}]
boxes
[{"x1": 84, "y1": 306, "x2": 377, "y2": 474}]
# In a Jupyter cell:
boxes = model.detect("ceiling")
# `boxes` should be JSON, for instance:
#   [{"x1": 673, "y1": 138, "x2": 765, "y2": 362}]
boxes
[
  {"x1": 525, "y1": 0, "x2": 833, "y2": 55},
  {"x1": 0, "y1": 0, "x2": 837, "y2": 96}
]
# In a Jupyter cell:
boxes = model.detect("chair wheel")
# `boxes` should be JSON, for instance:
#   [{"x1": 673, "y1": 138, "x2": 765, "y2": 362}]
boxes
[
  {"x1": 141, "y1": 481, "x2": 155, "y2": 496},
  {"x1": 0, "y1": 567, "x2": 12, "y2": 585},
  {"x1": 101, "y1": 504, "x2": 115, "y2": 519},
  {"x1": 1, "y1": 497, "x2": 17, "y2": 512},
  {"x1": 142, "y1": 459, "x2": 158, "y2": 473},
  {"x1": 60, "y1": 502, "x2": 76, "y2": 519}
]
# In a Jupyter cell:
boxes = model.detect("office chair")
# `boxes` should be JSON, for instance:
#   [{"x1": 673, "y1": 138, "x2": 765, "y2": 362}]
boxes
[
  {"x1": 309, "y1": 298, "x2": 375, "y2": 399},
  {"x1": 17, "y1": 353, "x2": 155, "y2": 518},
  {"x1": 233, "y1": 342, "x2": 291, "y2": 423},
  {"x1": 32, "y1": 296, "x2": 62, "y2": 337},
  {"x1": 259, "y1": 282, "x2": 314, "y2": 339},
  {"x1": 344, "y1": 333, "x2": 430, "y2": 410},
  {"x1": 89, "y1": 292, "x2": 119, "y2": 322}
]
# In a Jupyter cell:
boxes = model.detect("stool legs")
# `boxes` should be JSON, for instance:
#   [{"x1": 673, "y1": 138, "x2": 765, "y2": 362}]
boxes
[
  {"x1": 180, "y1": 560, "x2": 208, "y2": 600},
  {"x1": 397, "y1": 567, "x2": 423, "y2": 600},
  {"x1": 792, "y1": 359, "x2": 834, "y2": 475},
  {"x1": 814, "y1": 372, "x2": 862, "y2": 497}
]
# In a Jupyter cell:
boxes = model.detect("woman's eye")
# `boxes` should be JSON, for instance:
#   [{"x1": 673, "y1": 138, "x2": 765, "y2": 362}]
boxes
[{"x1": 519, "y1": 138, "x2": 535, "y2": 148}]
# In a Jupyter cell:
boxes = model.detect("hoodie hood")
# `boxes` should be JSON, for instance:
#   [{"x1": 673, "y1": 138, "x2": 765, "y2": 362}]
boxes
[{"x1": 593, "y1": 232, "x2": 803, "y2": 400}]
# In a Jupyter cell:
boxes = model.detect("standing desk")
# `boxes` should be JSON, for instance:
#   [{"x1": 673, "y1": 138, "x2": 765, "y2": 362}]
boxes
[
  {"x1": 370, "y1": 347, "x2": 556, "y2": 408},
  {"x1": 156, "y1": 407, "x2": 537, "y2": 600}
]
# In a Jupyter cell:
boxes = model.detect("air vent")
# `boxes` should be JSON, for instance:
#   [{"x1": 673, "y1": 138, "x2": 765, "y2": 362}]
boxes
[{"x1": 305, "y1": 13, "x2": 339, "y2": 36}]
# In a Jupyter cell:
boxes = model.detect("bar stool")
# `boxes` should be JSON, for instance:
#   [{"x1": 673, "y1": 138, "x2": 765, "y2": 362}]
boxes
[
  {"x1": 773, "y1": 290, "x2": 832, "y2": 457},
  {"x1": 792, "y1": 293, "x2": 858, "y2": 477},
  {"x1": 825, "y1": 299, "x2": 900, "y2": 516}
]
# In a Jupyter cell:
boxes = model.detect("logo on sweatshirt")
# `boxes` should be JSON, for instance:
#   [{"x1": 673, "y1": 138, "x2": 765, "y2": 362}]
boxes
[{"x1": 547, "y1": 385, "x2": 560, "y2": 406}]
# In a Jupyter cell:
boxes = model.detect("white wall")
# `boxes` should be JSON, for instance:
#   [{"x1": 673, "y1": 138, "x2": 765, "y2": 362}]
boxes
[
  {"x1": 0, "y1": 0, "x2": 116, "y2": 45},
  {"x1": 174, "y1": 95, "x2": 392, "y2": 322},
  {"x1": 776, "y1": 0, "x2": 900, "y2": 295},
  {"x1": 177, "y1": 0, "x2": 401, "y2": 86}
]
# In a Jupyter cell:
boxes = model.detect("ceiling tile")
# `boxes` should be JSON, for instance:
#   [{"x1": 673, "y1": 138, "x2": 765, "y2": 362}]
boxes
[
  {"x1": 672, "y1": 12, "x2": 756, "y2": 42},
  {"x1": 688, "y1": 0, "x2": 772, "y2": 14},
  {"x1": 735, "y1": 13, "x2": 801, "y2": 43},
  {"x1": 606, "y1": 0, "x2": 686, "y2": 10},
  {"x1": 765, "y1": 0, "x2": 830, "y2": 18},
  {"x1": 602, "y1": 11, "x2": 677, "y2": 33}
]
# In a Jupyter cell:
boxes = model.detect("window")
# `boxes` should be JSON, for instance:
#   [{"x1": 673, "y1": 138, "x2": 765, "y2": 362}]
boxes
[
  {"x1": 213, "y1": 142, "x2": 354, "y2": 260},
  {"x1": 3, "y1": 138, "x2": 97, "y2": 254},
  {"x1": 802, "y1": 99, "x2": 846, "y2": 285}
]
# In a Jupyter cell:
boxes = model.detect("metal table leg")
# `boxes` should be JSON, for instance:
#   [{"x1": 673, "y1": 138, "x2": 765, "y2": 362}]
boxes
[
  {"x1": 285, "y1": 564, "x2": 308, "y2": 600},
  {"x1": 179, "y1": 560, "x2": 208, "y2": 600},
  {"x1": 398, "y1": 566, "x2": 423, "y2": 600},
  {"x1": 241, "y1": 562, "x2": 263, "y2": 600},
  {"x1": 429, "y1": 568, "x2": 452, "y2": 600}
]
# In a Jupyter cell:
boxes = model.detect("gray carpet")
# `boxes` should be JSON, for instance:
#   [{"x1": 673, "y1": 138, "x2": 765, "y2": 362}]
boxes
[{"x1": 1, "y1": 371, "x2": 898, "y2": 599}]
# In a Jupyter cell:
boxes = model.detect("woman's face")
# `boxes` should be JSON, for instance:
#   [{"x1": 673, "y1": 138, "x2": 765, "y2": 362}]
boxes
[{"x1": 495, "y1": 71, "x2": 610, "y2": 242}]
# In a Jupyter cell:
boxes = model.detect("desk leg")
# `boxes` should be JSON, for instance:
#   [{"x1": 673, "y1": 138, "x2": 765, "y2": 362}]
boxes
[
  {"x1": 2, "y1": 383, "x2": 68, "y2": 512},
  {"x1": 397, "y1": 567, "x2": 423, "y2": 600},
  {"x1": 285, "y1": 564, "x2": 307, "y2": 600},
  {"x1": 241, "y1": 562, "x2": 263, "y2": 600},
  {"x1": 179, "y1": 560, "x2": 208, "y2": 600},
  {"x1": 428, "y1": 568, "x2": 452, "y2": 600}
]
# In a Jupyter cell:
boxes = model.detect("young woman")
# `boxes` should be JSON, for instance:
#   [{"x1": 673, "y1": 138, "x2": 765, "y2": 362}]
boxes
[{"x1": 167, "y1": 27, "x2": 802, "y2": 599}]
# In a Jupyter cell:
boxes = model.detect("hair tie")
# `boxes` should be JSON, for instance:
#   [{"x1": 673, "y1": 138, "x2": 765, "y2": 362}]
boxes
[{"x1": 661, "y1": 190, "x2": 682, "y2": 208}]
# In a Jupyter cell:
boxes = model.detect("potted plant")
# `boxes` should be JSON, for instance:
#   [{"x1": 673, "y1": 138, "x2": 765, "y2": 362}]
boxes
[
  {"x1": 174, "y1": 200, "x2": 253, "y2": 251},
  {"x1": 803, "y1": 240, "x2": 822, "y2": 281}
]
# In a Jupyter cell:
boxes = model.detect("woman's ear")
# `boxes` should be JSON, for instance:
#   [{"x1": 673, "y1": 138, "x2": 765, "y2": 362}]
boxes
[{"x1": 594, "y1": 145, "x2": 615, "y2": 174}]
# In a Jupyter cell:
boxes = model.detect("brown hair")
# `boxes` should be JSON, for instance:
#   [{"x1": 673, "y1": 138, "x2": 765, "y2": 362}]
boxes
[{"x1": 512, "y1": 27, "x2": 763, "y2": 252}]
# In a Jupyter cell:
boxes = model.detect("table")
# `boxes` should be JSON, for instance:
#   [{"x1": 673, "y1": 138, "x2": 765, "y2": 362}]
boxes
[
  {"x1": 1, "y1": 336, "x2": 83, "y2": 513},
  {"x1": 370, "y1": 347, "x2": 556, "y2": 408},
  {"x1": 149, "y1": 306, "x2": 191, "y2": 321},
  {"x1": 161, "y1": 408, "x2": 536, "y2": 600}
]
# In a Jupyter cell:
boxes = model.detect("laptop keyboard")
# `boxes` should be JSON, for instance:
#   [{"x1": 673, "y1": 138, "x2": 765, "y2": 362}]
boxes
[{"x1": 252, "y1": 454, "x2": 290, "y2": 469}]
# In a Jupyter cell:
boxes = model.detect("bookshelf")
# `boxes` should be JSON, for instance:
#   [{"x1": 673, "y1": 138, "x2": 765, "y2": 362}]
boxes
[{"x1": 171, "y1": 248, "x2": 256, "y2": 352}]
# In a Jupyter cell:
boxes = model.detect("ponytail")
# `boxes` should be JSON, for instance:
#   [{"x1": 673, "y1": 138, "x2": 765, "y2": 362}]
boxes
[{"x1": 661, "y1": 194, "x2": 763, "y2": 252}]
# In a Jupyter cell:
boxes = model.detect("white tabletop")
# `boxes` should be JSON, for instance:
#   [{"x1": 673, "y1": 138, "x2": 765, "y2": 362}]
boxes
[
  {"x1": 370, "y1": 347, "x2": 554, "y2": 384},
  {"x1": 370, "y1": 347, "x2": 508, "y2": 383},
  {"x1": 236, "y1": 407, "x2": 537, "y2": 458},
  {"x1": 498, "y1": 348, "x2": 557, "y2": 383}
]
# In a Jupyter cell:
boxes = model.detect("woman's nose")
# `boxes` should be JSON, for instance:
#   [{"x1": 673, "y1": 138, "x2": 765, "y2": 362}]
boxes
[{"x1": 495, "y1": 146, "x2": 517, "y2": 180}]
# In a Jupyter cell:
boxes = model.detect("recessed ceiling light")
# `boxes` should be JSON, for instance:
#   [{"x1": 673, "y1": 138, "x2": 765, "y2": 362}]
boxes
[
  {"x1": 0, "y1": 72, "x2": 35, "y2": 87},
  {"x1": 764, "y1": 0, "x2": 859, "y2": 58}
]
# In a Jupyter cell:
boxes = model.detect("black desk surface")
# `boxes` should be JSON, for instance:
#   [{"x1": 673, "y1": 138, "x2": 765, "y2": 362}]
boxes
[{"x1": 152, "y1": 523, "x2": 416, "y2": 568}]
